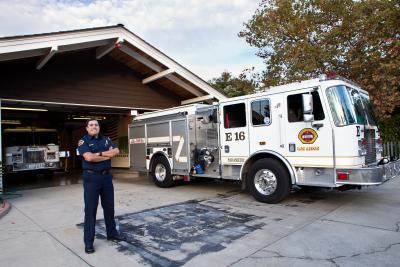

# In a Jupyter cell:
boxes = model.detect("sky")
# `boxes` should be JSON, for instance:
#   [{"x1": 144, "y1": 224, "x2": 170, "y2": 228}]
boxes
[{"x1": 0, "y1": 0, "x2": 265, "y2": 81}]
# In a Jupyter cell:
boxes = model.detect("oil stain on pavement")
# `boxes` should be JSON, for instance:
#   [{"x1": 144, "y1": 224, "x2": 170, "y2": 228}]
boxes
[{"x1": 78, "y1": 200, "x2": 264, "y2": 266}]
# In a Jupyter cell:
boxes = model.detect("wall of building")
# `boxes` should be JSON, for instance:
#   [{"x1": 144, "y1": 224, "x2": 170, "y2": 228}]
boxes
[{"x1": 0, "y1": 49, "x2": 181, "y2": 109}]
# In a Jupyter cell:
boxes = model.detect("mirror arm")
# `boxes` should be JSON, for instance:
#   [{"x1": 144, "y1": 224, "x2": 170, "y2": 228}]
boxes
[{"x1": 312, "y1": 122, "x2": 324, "y2": 130}]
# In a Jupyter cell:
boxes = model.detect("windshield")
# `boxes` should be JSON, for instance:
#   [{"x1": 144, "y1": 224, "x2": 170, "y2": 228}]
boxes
[
  {"x1": 326, "y1": 85, "x2": 376, "y2": 126},
  {"x1": 4, "y1": 132, "x2": 58, "y2": 146}
]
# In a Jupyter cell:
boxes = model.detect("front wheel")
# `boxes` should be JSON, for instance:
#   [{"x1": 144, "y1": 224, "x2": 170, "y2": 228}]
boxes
[
  {"x1": 247, "y1": 158, "x2": 291, "y2": 204},
  {"x1": 151, "y1": 156, "x2": 174, "y2": 188}
]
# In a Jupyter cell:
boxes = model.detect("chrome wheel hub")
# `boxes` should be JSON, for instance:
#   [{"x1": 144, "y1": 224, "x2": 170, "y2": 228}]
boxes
[
  {"x1": 155, "y1": 163, "x2": 167, "y2": 182},
  {"x1": 254, "y1": 169, "x2": 277, "y2": 195}
]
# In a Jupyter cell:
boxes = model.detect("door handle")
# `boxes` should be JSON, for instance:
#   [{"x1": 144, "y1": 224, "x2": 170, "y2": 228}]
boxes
[{"x1": 224, "y1": 145, "x2": 230, "y2": 153}]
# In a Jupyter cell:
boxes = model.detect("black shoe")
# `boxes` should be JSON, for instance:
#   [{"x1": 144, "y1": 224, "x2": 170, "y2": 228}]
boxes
[
  {"x1": 107, "y1": 234, "x2": 123, "y2": 242},
  {"x1": 85, "y1": 246, "x2": 95, "y2": 254}
]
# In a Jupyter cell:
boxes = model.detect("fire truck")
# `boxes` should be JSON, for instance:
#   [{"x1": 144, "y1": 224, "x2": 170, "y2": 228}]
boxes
[
  {"x1": 4, "y1": 128, "x2": 61, "y2": 174},
  {"x1": 129, "y1": 75, "x2": 400, "y2": 203}
]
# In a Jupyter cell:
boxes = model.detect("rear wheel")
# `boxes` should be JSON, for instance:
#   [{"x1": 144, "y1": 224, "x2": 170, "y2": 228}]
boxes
[
  {"x1": 151, "y1": 156, "x2": 174, "y2": 188},
  {"x1": 247, "y1": 158, "x2": 291, "y2": 204}
]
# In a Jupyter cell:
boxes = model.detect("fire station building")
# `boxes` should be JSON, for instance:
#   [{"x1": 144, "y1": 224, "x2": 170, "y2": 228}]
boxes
[{"x1": 0, "y1": 24, "x2": 226, "y2": 189}]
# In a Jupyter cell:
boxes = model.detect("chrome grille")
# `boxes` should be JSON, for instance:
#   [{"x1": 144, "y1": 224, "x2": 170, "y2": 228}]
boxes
[
  {"x1": 364, "y1": 129, "x2": 376, "y2": 164},
  {"x1": 23, "y1": 150, "x2": 45, "y2": 163}
]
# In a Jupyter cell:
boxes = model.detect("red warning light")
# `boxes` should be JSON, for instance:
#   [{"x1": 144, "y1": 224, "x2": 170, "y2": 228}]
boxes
[
  {"x1": 337, "y1": 172, "x2": 349, "y2": 181},
  {"x1": 326, "y1": 71, "x2": 337, "y2": 79},
  {"x1": 361, "y1": 138, "x2": 368, "y2": 146}
]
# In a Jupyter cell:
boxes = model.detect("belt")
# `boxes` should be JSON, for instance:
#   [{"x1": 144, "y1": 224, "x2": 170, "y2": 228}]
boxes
[{"x1": 85, "y1": 169, "x2": 111, "y2": 175}]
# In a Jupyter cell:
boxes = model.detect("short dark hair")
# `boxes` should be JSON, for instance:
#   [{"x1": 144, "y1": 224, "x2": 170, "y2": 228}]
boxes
[{"x1": 86, "y1": 119, "x2": 100, "y2": 127}]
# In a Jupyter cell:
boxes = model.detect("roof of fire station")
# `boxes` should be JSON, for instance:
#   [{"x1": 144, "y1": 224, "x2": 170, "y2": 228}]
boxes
[{"x1": 0, "y1": 24, "x2": 226, "y2": 111}]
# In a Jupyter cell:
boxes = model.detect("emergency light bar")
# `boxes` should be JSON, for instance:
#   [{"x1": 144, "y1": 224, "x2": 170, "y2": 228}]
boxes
[{"x1": 319, "y1": 73, "x2": 361, "y2": 88}]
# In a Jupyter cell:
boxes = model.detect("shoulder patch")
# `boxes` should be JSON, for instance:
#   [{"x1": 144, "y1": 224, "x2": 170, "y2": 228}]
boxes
[{"x1": 78, "y1": 139, "x2": 84, "y2": 146}]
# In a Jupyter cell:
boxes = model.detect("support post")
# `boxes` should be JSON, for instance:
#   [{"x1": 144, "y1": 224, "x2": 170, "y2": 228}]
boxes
[{"x1": 0, "y1": 98, "x2": 3, "y2": 191}]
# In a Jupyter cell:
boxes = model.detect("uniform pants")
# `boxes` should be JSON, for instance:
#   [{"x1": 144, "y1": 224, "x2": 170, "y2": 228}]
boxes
[{"x1": 83, "y1": 171, "x2": 118, "y2": 247}]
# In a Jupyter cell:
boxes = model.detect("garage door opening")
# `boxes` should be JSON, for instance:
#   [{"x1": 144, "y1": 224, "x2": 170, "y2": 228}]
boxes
[{"x1": 1, "y1": 100, "x2": 142, "y2": 191}]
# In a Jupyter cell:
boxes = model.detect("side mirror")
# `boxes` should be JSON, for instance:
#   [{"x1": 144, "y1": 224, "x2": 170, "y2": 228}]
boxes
[
  {"x1": 212, "y1": 109, "x2": 219, "y2": 123},
  {"x1": 303, "y1": 113, "x2": 314, "y2": 122},
  {"x1": 201, "y1": 116, "x2": 210, "y2": 124},
  {"x1": 302, "y1": 94, "x2": 313, "y2": 114},
  {"x1": 302, "y1": 94, "x2": 314, "y2": 123}
]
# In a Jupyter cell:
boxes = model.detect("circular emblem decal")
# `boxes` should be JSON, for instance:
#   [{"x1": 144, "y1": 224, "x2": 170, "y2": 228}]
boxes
[{"x1": 298, "y1": 128, "x2": 318, "y2": 144}]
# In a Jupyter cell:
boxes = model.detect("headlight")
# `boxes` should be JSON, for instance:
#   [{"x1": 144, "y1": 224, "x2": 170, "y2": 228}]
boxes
[
  {"x1": 376, "y1": 137, "x2": 383, "y2": 153},
  {"x1": 12, "y1": 153, "x2": 23, "y2": 163},
  {"x1": 47, "y1": 152, "x2": 56, "y2": 160},
  {"x1": 358, "y1": 138, "x2": 367, "y2": 156}
]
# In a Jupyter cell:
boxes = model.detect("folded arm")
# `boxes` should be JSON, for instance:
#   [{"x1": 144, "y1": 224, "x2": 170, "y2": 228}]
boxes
[
  {"x1": 101, "y1": 147, "x2": 120, "y2": 158},
  {"x1": 82, "y1": 152, "x2": 110, "y2": 162}
]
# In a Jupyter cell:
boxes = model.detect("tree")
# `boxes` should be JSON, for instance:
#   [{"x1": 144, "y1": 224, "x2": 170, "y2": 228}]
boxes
[
  {"x1": 209, "y1": 69, "x2": 260, "y2": 97},
  {"x1": 239, "y1": 0, "x2": 400, "y2": 118}
]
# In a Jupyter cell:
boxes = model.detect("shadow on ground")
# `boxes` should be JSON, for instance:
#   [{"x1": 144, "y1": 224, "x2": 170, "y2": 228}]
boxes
[{"x1": 78, "y1": 200, "x2": 265, "y2": 267}]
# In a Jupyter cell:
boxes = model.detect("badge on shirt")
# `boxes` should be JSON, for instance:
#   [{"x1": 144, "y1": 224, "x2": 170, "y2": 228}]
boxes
[{"x1": 78, "y1": 139, "x2": 84, "y2": 146}]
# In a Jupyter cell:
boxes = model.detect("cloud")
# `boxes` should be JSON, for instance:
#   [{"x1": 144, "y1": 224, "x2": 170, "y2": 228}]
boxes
[{"x1": 0, "y1": 0, "x2": 263, "y2": 80}]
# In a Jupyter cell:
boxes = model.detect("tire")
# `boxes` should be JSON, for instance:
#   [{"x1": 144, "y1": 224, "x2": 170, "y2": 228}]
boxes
[
  {"x1": 247, "y1": 158, "x2": 291, "y2": 204},
  {"x1": 150, "y1": 156, "x2": 174, "y2": 188}
]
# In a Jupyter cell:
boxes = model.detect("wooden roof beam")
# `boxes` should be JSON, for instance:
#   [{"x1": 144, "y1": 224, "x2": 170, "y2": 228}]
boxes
[
  {"x1": 167, "y1": 75, "x2": 203, "y2": 97},
  {"x1": 96, "y1": 37, "x2": 124, "y2": 59},
  {"x1": 143, "y1": 69, "x2": 174, "y2": 84},
  {"x1": 119, "y1": 44, "x2": 162, "y2": 71},
  {"x1": 181, "y1": 95, "x2": 215, "y2": 105},
  {"x1": 36, "y1": 46, "x2": 57, "y2": 70},
  {"x1": 118, "y1": 44, "x2": 203, "y2": 97}
]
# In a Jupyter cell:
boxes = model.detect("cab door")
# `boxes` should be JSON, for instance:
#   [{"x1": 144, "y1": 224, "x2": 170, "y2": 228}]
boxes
[
  {"x1": 248, "y1": 96, "x2": 285, "y2": 155},
  {"x1": 219, "y1": 100, "x2": 249, "y2": 175},
  {"x1": 283, "y1": 89, "x2": 334, "y2": 186}
]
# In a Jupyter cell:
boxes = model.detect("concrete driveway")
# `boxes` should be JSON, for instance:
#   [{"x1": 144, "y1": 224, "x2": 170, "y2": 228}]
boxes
[{"x1": 1, "y1": 171, "x2": 399, "y2": 267}]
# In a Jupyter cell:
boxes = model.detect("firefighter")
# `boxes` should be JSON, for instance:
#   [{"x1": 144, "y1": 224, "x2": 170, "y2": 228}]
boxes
[{"x1": 77, "y1": 119, "x2": 122, "y2": 254}]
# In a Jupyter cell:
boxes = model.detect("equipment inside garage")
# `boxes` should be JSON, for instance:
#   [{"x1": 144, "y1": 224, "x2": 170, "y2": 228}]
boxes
[{"x1": 1, "y1": 102, "x2": 132, "y2": 190}]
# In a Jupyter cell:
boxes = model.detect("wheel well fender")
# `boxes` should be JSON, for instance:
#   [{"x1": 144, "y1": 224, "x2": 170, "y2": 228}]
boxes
[
  {"x1": 240, "y1": 150, "x2": 296, "y2": 188},
  {"x1": 149, "y1": 152, "x2": 171, "y2": 172}
]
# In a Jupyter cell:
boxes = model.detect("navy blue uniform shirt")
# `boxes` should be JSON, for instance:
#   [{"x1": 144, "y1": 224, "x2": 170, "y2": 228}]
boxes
[{"x1": 78, "y1": 134, "x2": 117, "y2": 171}]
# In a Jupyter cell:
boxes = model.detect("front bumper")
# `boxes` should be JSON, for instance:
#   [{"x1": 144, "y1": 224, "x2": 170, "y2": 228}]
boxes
[
  {"x1": 9, "y1": 162, "x2": 60, "y2": 172},
  {"x1": 336, "y1": 159, "x2": 400, "y2": 186}
]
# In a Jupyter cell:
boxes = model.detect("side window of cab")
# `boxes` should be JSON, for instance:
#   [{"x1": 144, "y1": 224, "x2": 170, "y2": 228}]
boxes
[
  {"x1": 287, "y1": 91, "x2": 325, "y2": 122},
  {"x1": 223, "y1": 103, "x2": 246, "y2": 128},
  {"x1": 251, "y1": 99, "x2": 271, "y2": 126}
]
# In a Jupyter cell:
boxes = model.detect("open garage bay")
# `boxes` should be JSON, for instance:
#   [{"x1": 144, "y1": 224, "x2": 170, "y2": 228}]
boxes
[{"x1": 1, "y1": 102, "x2": 133, "y2": 191}]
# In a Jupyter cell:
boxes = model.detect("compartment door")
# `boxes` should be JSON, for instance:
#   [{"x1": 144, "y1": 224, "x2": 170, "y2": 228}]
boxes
[
  {"x1": 171, "y1": 119, "x2": 189, "y2": 172},
  {"x1": 129, "y1": 125, "x2": 146, "y2": 171}
]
